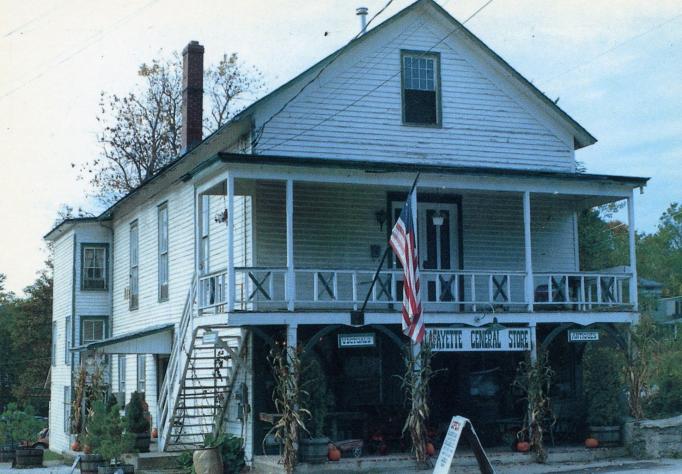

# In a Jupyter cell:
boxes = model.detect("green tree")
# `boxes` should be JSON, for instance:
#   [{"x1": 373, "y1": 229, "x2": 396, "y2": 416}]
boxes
[
  {"x1": 78, "y1": 51, "x2": 263, "y2": 205},
  {"x1": 578, "y1": 205, "x2": 628, "y2": 271},
  {"x1": 638, "y1": 203, "x2": 682, "y2": 296}
]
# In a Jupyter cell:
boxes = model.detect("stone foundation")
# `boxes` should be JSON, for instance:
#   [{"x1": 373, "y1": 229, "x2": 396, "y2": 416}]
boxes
[{"x1": 624, "y1": 415, "x2": 682, "y2": 459}]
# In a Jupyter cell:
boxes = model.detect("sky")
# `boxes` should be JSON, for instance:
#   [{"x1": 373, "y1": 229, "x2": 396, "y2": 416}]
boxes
[{"x1": 0, "y1": 0, "x2": 680, "y2": 294}]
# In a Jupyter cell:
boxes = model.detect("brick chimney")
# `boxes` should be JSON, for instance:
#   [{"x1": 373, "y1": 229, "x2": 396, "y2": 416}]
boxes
[{"x1": 181, "y1": 40, "x2": 204, "y2": 153}]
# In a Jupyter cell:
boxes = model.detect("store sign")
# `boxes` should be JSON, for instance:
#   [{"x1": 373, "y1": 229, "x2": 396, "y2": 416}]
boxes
[
  {"x1": 568, "y1": 329, "x2": 600, "y2": 342},
  {"x1": 426, "y1": 327, "x2": 531, "y2": 352},
  {"x1": 338, "y1": 333, "x2": 375, "y2": 348}
]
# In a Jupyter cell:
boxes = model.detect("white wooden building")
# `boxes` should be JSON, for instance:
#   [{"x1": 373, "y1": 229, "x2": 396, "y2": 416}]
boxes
[{"x1": 45, "y1": 0, "x2": 648, "y2": 460}]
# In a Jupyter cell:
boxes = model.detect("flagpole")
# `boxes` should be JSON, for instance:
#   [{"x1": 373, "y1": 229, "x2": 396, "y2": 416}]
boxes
[{"x1": 356, "y1": 174, "x2": 420, "y2": 316}]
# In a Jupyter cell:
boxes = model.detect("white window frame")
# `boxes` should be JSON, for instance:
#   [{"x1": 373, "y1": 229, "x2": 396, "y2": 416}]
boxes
[
  {"x1": 130, "y1": 221, "x2": 139, "y2": 310},
  {"x1": 81, "y1": 317, "x2": 107, "y2": 345},
  {"x1": 81, "y1": 244, "x2": 108, "y2": 291},
  {"x1": 158, "y1": 203, "x2": 169, "y2": 302},
  {"x1": 137, "y1": 355, "x2": 146, "y2": 393}
]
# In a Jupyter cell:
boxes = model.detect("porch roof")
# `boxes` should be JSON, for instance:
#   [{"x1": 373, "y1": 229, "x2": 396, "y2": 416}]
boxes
[
  {"x1": 74, "y1": 323, "x2": 174, "y2": 354},
  {"x1": 204, "y1": 152, "x2": 649, "y2": 188}
]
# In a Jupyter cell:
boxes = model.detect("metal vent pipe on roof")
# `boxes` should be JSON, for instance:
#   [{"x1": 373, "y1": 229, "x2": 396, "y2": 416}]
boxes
[{"x1": 356, "y1": 7, "x2": 368, "y2": 34}]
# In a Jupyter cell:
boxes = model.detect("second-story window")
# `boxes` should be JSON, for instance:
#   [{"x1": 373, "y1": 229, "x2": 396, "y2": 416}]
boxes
[
  {"x1": 129, "y1": 221, "x2": 139, "y2": 310},
  {"x1": 200, "y1": 195, "x2": 210, "y2": 272},
  {"x1": 402, "y1": 51, "x2": 440, "y2": 126},
  {"x1": 82, "y1": 245, "x2": 107, "y2": 290},
  {"x1": 158, "y1": 203, "x2": 169, "y2": 302}
]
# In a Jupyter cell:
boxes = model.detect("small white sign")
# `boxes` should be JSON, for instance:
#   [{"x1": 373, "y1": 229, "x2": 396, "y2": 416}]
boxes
[
  {"x1": 433, "y1": 416, "x2": 466, "y2": 474},
  {"x1": 338, "y1": 333, "x2": 375, "y2": 348},
  {"x1": 568, "y1": 330, "x2": 600, "y2": 342},
  {"x1": 426, "y1": 327, "x2": 531, "y2": 352}
]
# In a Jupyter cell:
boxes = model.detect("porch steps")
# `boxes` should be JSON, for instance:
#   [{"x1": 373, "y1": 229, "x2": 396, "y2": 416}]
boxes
[
  {"x1": 252, "y1": 446, "x2": 629, "y2": 473},
  {"x1": 124, "y1": 450, "x2": 185, "y2": 473}
]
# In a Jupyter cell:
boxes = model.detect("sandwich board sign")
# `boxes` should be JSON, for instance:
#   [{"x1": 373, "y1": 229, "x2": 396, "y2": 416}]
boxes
[{"x1": 433, "y1": 416, "x2": 495, "y2": 474}]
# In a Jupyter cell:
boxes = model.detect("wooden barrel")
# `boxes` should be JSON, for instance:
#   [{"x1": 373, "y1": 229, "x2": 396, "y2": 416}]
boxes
[
  {"x1": 80, "y1": 454, "x2": 104, "y2": 474},
  {"x1": 14, "y1": 448, "x2": 43, "y2": 467},
  {"x1": 0, "y1": 447, "x2": 15, "y2": 463}
]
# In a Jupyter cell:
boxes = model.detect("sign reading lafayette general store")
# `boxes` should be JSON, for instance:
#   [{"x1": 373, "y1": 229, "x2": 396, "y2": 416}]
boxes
[{"x1": 426, "y1": 327, "x2": 531, "y2": 352}]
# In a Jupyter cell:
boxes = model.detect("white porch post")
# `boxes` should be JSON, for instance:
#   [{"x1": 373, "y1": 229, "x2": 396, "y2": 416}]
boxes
[
  {"x1": 286, "y1": 179, "x2": 295, "y2": 311},
  {"x1": 226, "y1": 173, "x2": 235, "y2": 311},
  {"x1": 628, "y1": 191, "x2": 638, "y2": 310},
  {"x1": 529, "y1": 322, "x2": 538, "y2": 364},
  {"x1": 523, "y1": 191, "x2": 534, "y2": 312}
]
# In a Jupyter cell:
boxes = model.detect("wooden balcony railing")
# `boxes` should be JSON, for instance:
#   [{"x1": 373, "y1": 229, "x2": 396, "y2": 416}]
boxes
[{"x1": 198, "y1": 267, "x2": 634, "y2": 313}]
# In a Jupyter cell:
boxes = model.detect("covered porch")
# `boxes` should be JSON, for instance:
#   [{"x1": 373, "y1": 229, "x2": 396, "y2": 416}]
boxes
[{"x1": 191, "y1": 153, "x2": 644, "y2": 320}]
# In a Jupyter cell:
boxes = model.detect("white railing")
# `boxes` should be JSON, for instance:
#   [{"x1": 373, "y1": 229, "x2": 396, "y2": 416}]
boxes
[
  {"x1": 158, "y1": 273, "x2": 197, "y2": 451},
  {"x1": 533, "y1": 272, "x2": 633, "y2": 309},
  {"x1": 196, "y1": 267, "x2": 634, "y2": 313},
  {"x1": 294, "y1": 269, "x2": 527, "y2": 310}
]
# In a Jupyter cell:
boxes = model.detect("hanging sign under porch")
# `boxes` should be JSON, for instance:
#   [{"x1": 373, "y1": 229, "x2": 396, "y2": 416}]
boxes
[
  {"x1": 426, "y1": 327, "x2": 531, "y2": 352},
  {"x1": 568, "y1": 329, "x2": 600, "y2": 342},
  {"x1": 338, "y1": 333, "x2": 376, "y2": 348}
]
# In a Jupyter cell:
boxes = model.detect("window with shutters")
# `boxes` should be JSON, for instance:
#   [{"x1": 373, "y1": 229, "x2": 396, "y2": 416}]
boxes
[
  {"x1": 81, "y1": 244, "x2": 108, "y2": 290},
  {"x1": 401, "y1": 51, "x2": 441, "y2": 126},
  {"x1": 130, "y1": 221, "x2": 139, "y2": 310},
  {"x1": 158, "y1": 203, "x2": 169, "y2": 302}
]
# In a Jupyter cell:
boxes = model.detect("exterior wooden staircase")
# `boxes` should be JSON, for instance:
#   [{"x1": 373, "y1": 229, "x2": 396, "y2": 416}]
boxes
[{"x1": 157, "y1": 276, "x2": 249, "y2": 452}]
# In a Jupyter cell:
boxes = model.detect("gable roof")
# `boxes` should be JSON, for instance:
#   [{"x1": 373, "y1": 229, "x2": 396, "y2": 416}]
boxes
[{"x1": 47, "y1": 0, "x2": 601, "y2": 238}]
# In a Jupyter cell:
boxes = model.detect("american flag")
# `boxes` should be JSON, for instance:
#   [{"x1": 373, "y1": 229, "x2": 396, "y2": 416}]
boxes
[{"x1": 389, "y1": 190, "x2": 424, "y2": 344}]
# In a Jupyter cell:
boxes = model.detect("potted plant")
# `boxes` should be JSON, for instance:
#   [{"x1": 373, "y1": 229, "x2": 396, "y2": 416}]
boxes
[
  {"x1": 299, "y1": 355, "x2": 332, "y2": 464},
  {"x1": 82, "y1": 401, "x2": 135, "y2": 474},
  {"x1": 125, "y1": 392, "x2": 150, "y2": 453},
  {"x1": 1, "y1": 403, "x2": 44, "y2": 468},
  {"x1": 196, "y1": 433, "x2": 245, "y2": 474},
  {"x1": 583, "y1": 344, "x2": 624, "y2": 446}
]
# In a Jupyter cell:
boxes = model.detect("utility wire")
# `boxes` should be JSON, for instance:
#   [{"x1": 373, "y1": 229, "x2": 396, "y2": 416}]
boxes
[
  {"x1": 257, "y1": 0, "x2": 494, "y2": 153},
  {"x1": 541, "y1": 11, "x2": 682, "y2": 83},
  {"x1": 0, "y1": 0, "x2": 159, "y2": 101},
  {"x1": 251, "y1": 0, "x2": 398, "y2": 149}
]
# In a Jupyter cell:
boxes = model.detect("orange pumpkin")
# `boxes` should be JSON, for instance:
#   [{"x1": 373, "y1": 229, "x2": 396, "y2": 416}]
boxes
[
  {"x1": 516, "y1": 441, "x2": 530, "y2": 452},
  {"x1": 328, "y1": 445, "x2": 341, "y2": 461},
  {"x1": 585, "y1": 437, "x2": 599, "y2": 449},
  {"x1": 426, "y1": 442, "x2": 436, "y2": 456},
  {"x1": 71, "y1": 440, "x2": 81, "y2": 451},
  {"x1": 83, "y1": 444, "x2": 92, "y2": 455},
  {"x1": 151, "y1": 427, "x2": 158, "y2": 439}
]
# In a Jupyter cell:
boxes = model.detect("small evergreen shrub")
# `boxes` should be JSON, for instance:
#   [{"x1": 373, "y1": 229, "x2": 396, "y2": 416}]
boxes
[
  {"x1": 583, "y1": 345, "x2": 625, "y2": 426},
  {"x1": 125, "y1": 391, "x2": 149, "y2": 434},
  {"x1": 0, "y1": 403, "x2": 43, "y2": 445},
  {"x1": 83, "y1": 401, "x2": 134, "y2": 463}
]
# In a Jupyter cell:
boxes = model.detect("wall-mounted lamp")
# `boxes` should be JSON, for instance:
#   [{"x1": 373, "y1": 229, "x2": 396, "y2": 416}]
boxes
[
  {"x1": 432, "y1": 211, "x2": 445, "y2": 226},
  {"x1": 375, "y1": 209, "x2": 387, "y2": 231}
]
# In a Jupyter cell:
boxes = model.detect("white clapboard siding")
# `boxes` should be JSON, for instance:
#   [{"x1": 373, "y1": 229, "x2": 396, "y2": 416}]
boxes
[
  {"x1": 253, "y1": 3, "x2": 575, "y2": 172},
  {"x1": 49, "y1": 231, "x2": 75, "y2": 452},
  {"x1": 72, "y1": 223, "x2": 113, "y2": 349},
  {"x1": 254, "y1": 184, "x2": 578, "y2": 275},
  {"x1": 111, "y1": 183, "x2": 195, "y2": 336}
]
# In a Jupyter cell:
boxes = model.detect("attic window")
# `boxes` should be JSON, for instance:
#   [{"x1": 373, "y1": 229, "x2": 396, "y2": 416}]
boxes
[{"x1": 402, "y1": 51, "x2": 440, "y2": 126}]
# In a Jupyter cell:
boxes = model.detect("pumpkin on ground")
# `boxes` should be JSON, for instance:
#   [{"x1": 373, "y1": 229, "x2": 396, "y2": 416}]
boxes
[
  {"x1": 516, "y1": 441, "x2": 530, "y2": 452},
  {"x1": 328, "y1": 444, "x2": 341, "y2": 461},
  {"x1": 426, "y1": 442, "x2": 436, "y2": 456},
  {"x1": 70, "y1": 440, "x2": 81, "y2": 452},
  {"x1": 585, "y1": 437, "x2": 599, "y2": 449}
]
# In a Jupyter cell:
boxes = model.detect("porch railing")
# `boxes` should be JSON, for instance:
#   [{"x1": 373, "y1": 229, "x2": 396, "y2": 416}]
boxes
[{"x1": 198, "y1": 267, "x2": 632, "y2": 313}]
